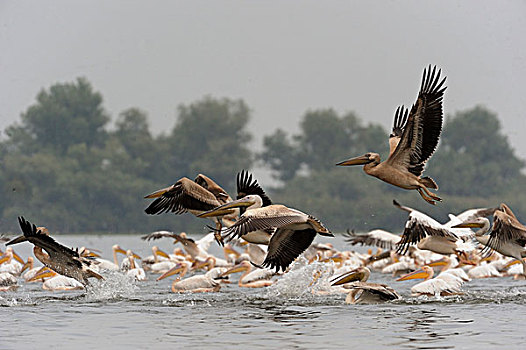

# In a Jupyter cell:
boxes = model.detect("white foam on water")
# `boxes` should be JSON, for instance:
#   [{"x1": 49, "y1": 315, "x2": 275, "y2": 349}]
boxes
[
  {"x1": 84, "y1": 270, "x2": 139, "y2": 301},
  {"x1": 265, "y1": 258, "x2": 336, "y2": 300}
]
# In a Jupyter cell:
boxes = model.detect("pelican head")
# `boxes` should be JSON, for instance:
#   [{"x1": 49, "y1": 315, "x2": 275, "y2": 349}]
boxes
[
  {"x1": 156, "y1": 263, "x2": 186, "y2": 281},
  {"x1": 336, "y1": 153, "x2": 380, "y2": 166},
  {"x1": 331, "y1": 267, "x2": 370, "y2": 286},
  {"x1": 220, "y1": 261, "x2": 251, "y2": 277},
  {"x1": 21, "y1": 256, "x2": 34, "y2": 273},
  {"x1": 198, "y1": 195, "x2": 263, "y2": 218},
  {"x1": 112, "y1": 244, "x2": 127, "y2": 255},
  {"x1": 396, "y1": 266, "x2": 434, "y2": 281}
]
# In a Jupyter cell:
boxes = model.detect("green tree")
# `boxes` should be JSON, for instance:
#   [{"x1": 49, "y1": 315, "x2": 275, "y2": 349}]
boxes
[{"x1": 259, "y1": 129, "x2": 302, "y2": 182}]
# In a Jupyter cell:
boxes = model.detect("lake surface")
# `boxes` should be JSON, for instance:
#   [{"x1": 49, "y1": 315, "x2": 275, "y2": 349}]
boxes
[{"x1": 1, "y1": 233, "x2": 526, "y2": 349}]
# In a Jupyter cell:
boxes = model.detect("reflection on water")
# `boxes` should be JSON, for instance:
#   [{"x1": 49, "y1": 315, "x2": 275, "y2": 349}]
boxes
[{"x1": 1, "y1": 234, "x2": 526, "y2": 349}]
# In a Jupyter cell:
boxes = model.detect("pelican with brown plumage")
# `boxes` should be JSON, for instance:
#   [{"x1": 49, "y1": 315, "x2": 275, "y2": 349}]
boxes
[
  {"x1": 453, "y1": 203, "x2": 526, "y2": 276},
  {"x1": 331, "y1": 267, "x2": 400, "y2": 304},
  {"x1": 6, "y1": 216, "x2": 103, "y2": 285},
  {"x1": 337, "y1": 65, "x2": 446, "y2": 205},
  {"x1": 199, "y1": 194, "x2": 333, "y2": 272},
  {"x1": 144, "y1": 174, "x2": 236, "y2": 244}
]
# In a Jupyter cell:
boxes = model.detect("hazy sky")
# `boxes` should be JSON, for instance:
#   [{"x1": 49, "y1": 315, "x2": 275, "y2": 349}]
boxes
[{"x1": 2, "y1": 1, "x2": 526, "y2": 163}]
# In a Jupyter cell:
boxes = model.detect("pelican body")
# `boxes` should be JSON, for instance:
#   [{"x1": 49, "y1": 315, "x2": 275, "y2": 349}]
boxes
[{"x1": 337, "y1": 65, "x2": 446, "y2": 205}]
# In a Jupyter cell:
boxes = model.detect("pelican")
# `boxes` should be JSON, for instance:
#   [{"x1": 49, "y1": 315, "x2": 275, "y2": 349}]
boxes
[
  {"x1": 337, "y1": 65, "x2": 446, "y2": 204},
  {"x1": 6, "y1": 216, "x2": 103, "y2": 285},
  {"x1": 141, "y1": 246, "x2": 171, "y2": 271},
  {"x1": 453, "y1": 203, "x2": 526, "y2": 275},
  {"x1": 220, "y1": 261, "x2": 275, "y2": 288},
  {"x1": 397, "y1": 265, "x2": 464, "y2": 296},
  {"x1": 28, "y1": 267, "x2": 84, "y2": 291},
  {"x1": 0, "y1": 272, "x2": 18, "y2": 291},
  {"x1": 21, "y1": 257, "x2": 44, "y2": 281},
  {"x1": 125, "y1": 250, "x2": 146, "y2": 281},
  {"x1": 144, "y1": 174, "x2": 235, "y2": 244},
  {"x1": 157, "y1": 263, "x2": 221, "y2": 293},
  {"x1": 0, "y1": 247, "x2": 25, "y2": 275},
  {"x1": 200, "y1": 194, "x2": 333, "y2": 272},
  {"x1": 110, "y1": 244, "x2": 141, "y2": 271},
  {"x1": 331, "y1": 267, "x2": 400, "y2": 304},
  {"x1": 142, "y1": 231, "x2": 213, "y2": 260},
  {"x1": 344, "y1": 229, "x2": 401, "y2": 251},
  {"x1": 394, "y1": 200, "x2": 475, "y2": 258}
]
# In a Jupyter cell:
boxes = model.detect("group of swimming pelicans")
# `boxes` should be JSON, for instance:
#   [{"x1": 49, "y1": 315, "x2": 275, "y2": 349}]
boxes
[{"x1": 1, "y1": 65, "x2": 525, "y2": 303}]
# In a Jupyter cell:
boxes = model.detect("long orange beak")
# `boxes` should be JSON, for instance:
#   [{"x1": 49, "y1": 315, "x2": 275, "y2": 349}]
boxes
[
  {"x1": 427, "y1": 259, "x2": 448, "y2": 268},
  {"x1": 330, "y1": 269, "x2": 364, "y2": 286},
  {"x1": 220, "y1": 263, "x2": 248, "y2": 277},
  {"x1": 336, "y1": 155, "x2": 372, "y2": 166},
  {"x1": 144, "y1": 186, "x2": 171, "y2": 199},
  {"x1": 397, "y1": 268, "x2": 430, "y2": 281},
  {"x1": 197, "y1": 198, "x2": 252, "y2": 218},
  {"x1": 28, "y1": 267, "x2": 56, "y2": 282},
  {"x1": 157, "y1": 264, "x2": 184, "y2": 281},
  {"x1": 155, "y1": 249, "x2": 170, "y2": 259}
]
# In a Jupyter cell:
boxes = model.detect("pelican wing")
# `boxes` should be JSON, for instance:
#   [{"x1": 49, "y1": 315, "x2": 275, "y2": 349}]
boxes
[
  {"x1": 487, "y1": 209, "x2": 526, "y2": 250},
  {"x1": 194, "y1": 174, "x2": 231, "y2": 204},
  {"x1": 141, "y1": 230, "x2": 181, "y2": 241},
  {"x1": 344, "y1": 229, "x2": 401, "y2": 250},
  {"x1": 389, "y1": 105, "x2": 409, "y2": 156},
  {"x1": 144, "y1": 177, "x2": 221, "y2": 215},
  {"x1": 261, "y1": 227, "x2": 317, "y2": 272},
  {"x1": 453, "y1": 207, "x2": 498, "y2": 223},
  {"x1": 236, "y1": 170, "x2": 272, "y2": 206},
  {"x1": 386, "y1": 65, "x2": 446, "y2": 176},
  {"x1": 222, "y1": 205, "x2": 308, "y2": 241},
  {"x1": 350, "y1": 282, "x2": 400, "y2": 301},
  {"x1": 396, "y1": 211, "x2": 458, "y2": 255}
]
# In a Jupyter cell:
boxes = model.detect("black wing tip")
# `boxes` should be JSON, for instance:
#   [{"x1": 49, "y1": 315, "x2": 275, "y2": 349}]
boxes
[{"x1": 235, "y1": 169, "x2": 272, "y2": 206}]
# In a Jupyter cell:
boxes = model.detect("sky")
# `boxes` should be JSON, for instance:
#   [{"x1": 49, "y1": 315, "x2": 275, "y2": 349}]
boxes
[{"x1": 1, "y1": 1, "x2": 526, "y2": 172}]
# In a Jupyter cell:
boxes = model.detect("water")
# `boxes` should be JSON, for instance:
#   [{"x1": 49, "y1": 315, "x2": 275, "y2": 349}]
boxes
[{"x1": 2, "y1": 234, "x2": 526, "y2": 349}]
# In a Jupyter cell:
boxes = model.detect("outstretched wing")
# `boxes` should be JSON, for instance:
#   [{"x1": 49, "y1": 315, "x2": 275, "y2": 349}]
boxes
[
  {"x1": 236, "y1": 170, "x2": 272, "y2": 206},
  {"x1": 261, "y1": 228, "x2": 317, "y2": 272},
  {"x1": 144, "y1": 177, "x2": 221, "y2": 215},
  {"x1": 386, "y1": 65, "x2": 447, "y2": 177},
  {"x1": 389, "y1": 105, "x2": 409, "y2": 156},
  {"x1": 344, "y1": 229, "x2": 401, "y2": 250},
  {"x1": 487, "y1": 209, "x2": 526, "y2": 251}
]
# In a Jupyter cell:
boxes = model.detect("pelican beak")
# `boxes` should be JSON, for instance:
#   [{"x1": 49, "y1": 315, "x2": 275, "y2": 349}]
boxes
[
  {"x1": 452, "y1": 221, "x2": 484, "y2": 228},
  {"x1": 0, "y1": 255, "x2": 9, "y2": 264},
  {"x1": 144, "y1": 186, "x2": 171, "y2": 199},
  {"x1": 220, "y1": 264, "x2": 246, "y2": 277},
  {"x1": 132, "y1": 252, "x2": 142, "y2": 260},
  {"x1": 223, "y1": 246, "x2": 240, "y2": 258},
  {"x1": 12, "y1": 251, "x2": 25, "y2": 264},
  {"x1": 336, "y1": 154, "x2": 372, "y2": 166},
  {"x1": 156, "y1": 264, "x2": 183, "y2": 281},
  {"x1": 428, "y1": 259, "x2": 447, "y2": 267},
  {"x1": 5, "y1": 235, "x2": 28, "y2": 246},
  {"x1": 21, "y1": 260, "x2": 31, "y2": 273},
  {"x1": 155, "y1": 249, "x2": 170, "y2": 259},
  {"x1": 331, "y1": 270, "x2": 363, "y2": 286},
  {"x1": 504, "y1": 259, "x2": 524, "y2": 270},
  {"x1": 198, "y1": 197, "x2": 255, "y2": 218},
  {"x1": 28, "y1": 267, "x2": 55, "y2": 282},
  {"x1": 397, "y1": 268, "x2": 430, "y2": 281},
  {"x1": 86, "y1": 251, "x2": 101, "y2": 258}
]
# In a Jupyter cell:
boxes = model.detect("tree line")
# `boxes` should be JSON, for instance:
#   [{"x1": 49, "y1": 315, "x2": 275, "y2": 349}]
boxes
[{"x1": 0, "y1": 77, "x2": 523, "y2": 234}]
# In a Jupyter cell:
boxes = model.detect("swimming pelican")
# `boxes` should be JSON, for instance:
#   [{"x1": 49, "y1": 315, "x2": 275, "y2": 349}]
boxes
[
  {"x1": 28, "y1": 267, "x2": 84, "y2": 291},
  {"x1": 344, "y1": 229, "x2": 401, "y2": 251},
  {"x1": 144, "y1": 174, "x2": 235, "y2": 244},
  {"x1": 394, "y1": 200, "x2": 475, "y2": 258},
  {"x1": 21, "y1": 257, "x2": 45, "y2": 281},
  {"x1": 220, "y1": 261, "x2": 275, "y2": 288},
  {"x1": 453, "y1": 203, "x2": 526, "y2": 276},
  {"x1": 200, "y1": 194, "x2": 333, "y2": 272},
  {"x1": 0, "y1": 247, "x2": 25, "y2": 275},
  {"x1": 125, "y1": 250, "x2": 146, "y2": 281},
  {"x1": 331, "y1": 267, "x2": 400, "y2": 304},
  {"x1": 397, "y1": 265, "x2": 464, "y2": 296},
  {"x1": 157, "y1": 263, "x2": 220, "y2": 293},
  {"x1": 6, "y1": 216, "x2": 103, "y2": 285},
  {"x1": 336, "y1": 65, "x2": 446, "y2": 204}
]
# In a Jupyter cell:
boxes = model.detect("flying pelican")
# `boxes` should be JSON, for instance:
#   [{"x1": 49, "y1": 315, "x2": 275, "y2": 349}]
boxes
[
  {"x1": 344, "y1": 229, "x2": 401, "y2": 251},
  {"x1": 220, "y1": 261, "x2": 275, "y2": 288},
  {"x1": 331, "y1": 267, "x2": 400, "y2": 304},
  {"x1": 6, "y1": 216, "x2": 103, "y2": 285},
  {"x1": 157, "y1": 263, "x2": 221, "y2": 293},
  {"x1": 142, "y1": 231, "x2": 213, "y2": 260},
  {"x1": 336, "y1": 65, "x2": 446, "y2": 204},
  {"x1": 453, "y1": 203, "x2": 526, "y2": 276},
  {"x1": 200, "y1": 194, "x2": 333, "y2": 272},
  {"x1": 144, "y1": 174, "x2": 235, "y2": 244},
  {"x1": 394, "y1": 200, "x2": 476, "y2": 258},
  {"x1": 28, "y1": 267, "x2": 84, "y2": 291},
  {"x1": 397, "y1": 265, "x2": 464, "y2": 296}
]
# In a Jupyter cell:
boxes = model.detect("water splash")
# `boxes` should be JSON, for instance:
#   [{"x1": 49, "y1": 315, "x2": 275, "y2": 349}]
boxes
[{"x1": 84, "y1": 271, "x2": 139, "y2": 301}]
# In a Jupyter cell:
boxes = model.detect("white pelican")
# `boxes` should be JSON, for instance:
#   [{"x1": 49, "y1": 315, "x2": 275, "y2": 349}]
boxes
[
  {"x1": 125, "y1": 250, "x2": 146, "y2": 281},
  {"x1": 0, "y1": 272, "x2": 18, "y2": 291},
  {"x1": 144, "y1": 174, "x2": 237, "y2": 244},
  {"x1": 21, "y1": 257, "x2": 44, "y2": 281},
  {"x1": 220, "y1": 261, "x2": 275, "y2": 288},
  {"x1": 157, "y1": 263, "x2": 220, "y2": 293},
  {"x1": 337, "y1": 65, "x2": 446, "y2": 204},
  {"x1": 141, "y1": 246, "x2": 171, "y2": 271},
  {"x1": 6, "y1": 217, "x2": 103, "y2": 285},
  {"x1": 453, "y1": 203, "x2": 526, "y2": 275},
  {"x1": 397, "y1": 266, "x2": 464, "y2": 296},
  {"x1": 344, "y1": 229, "x2": 401, "y2": 251},
  {"x1": 0, "y1": 247, "x2": 24, "y2": 276},
  {"x1": 28, "y1": 267, "x2": 84, "y2": 291},
  {"x1": 200, "y1": 194, "x2": 333, "y2": 272},
  {"x1": 331, "y1": 267, "x2": 400, "y2": 304},
  {"x1": 394, "y1": 200, "x2": 475, "y2": 258}
]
